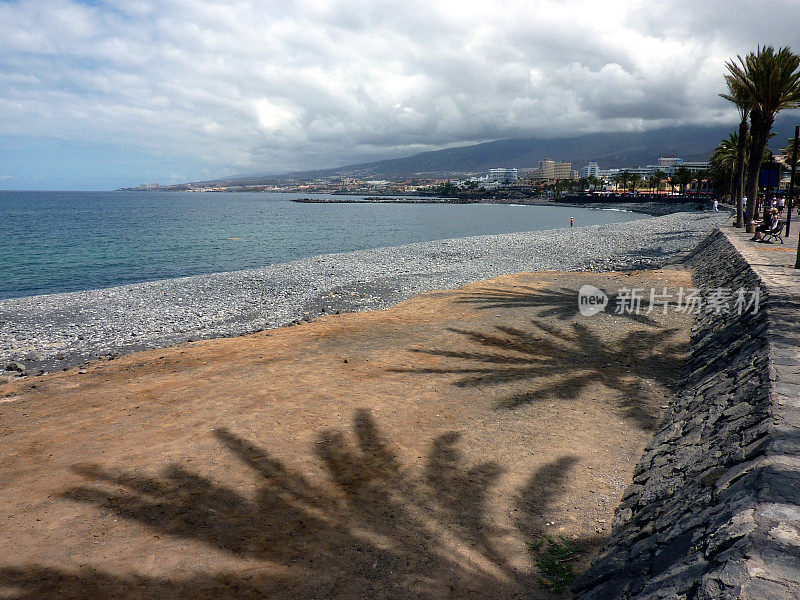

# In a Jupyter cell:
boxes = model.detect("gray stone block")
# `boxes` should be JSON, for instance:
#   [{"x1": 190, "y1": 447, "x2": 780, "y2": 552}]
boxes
[
  {"x1": 760, "y1": 548, "x2": 800, "y2": 583},
  {"x1": 576, "y1": 230, "x2": 800, "y2": 599},
  {"x1": 740, "y1": 577, "x2": 796, "y2": 600}
]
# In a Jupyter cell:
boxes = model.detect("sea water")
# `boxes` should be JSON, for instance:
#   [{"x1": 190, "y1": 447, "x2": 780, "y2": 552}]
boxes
[{"x1": 0, "y1": 191, "x2": 644, "y2": 300}]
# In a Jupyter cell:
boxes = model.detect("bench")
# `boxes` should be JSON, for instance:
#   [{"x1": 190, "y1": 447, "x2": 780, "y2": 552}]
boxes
[{"x1": 761, "y1": 219, "x2": 785, "y2": 244}]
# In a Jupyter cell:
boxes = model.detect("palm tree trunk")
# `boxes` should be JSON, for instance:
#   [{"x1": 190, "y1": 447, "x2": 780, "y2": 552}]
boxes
[
  {"x1": 734, "y1": 116, "x2": 748, "y2": 227},
  {"x1": 744, "y1": 114, "x2": 772, "y2": 233}
]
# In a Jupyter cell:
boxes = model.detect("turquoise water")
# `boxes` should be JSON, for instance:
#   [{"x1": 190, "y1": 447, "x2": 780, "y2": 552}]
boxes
[{"x1": 0, "y1": 191, "x2": 644, "y2": 299}]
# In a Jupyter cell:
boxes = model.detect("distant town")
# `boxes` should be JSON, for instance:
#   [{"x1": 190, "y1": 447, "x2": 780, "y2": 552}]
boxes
[{"x1": 121, "y1": 153, "x2": 793, "y2": 199}]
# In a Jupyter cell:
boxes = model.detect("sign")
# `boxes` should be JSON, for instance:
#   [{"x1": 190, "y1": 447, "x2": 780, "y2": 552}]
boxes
[{"x1": 759, "y1": 164, "x2": 782, "y2": 187}]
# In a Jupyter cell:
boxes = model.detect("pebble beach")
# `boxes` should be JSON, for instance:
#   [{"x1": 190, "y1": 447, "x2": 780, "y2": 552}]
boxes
[{"x1": 0, "y1": 208, "x2": 727, "y2": 375}]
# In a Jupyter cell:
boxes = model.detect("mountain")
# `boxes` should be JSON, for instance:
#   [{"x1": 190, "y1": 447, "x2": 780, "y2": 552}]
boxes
[{"x1": 186, "y1": 115, "x2": 800, "y2": 186}]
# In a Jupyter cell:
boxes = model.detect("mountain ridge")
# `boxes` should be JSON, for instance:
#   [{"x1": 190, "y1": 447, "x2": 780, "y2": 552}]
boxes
[{"x1": 186, "y1": 115, "x2": 800, "y2": 186}]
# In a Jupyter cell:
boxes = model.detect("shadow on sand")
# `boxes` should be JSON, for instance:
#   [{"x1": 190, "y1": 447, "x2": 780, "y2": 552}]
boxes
[
  {"x1": 455, "y1": 284, "x2": 674, "y2": 326},
  {"x1": 395, "y1": 284, "x2": 688, "y2": 430},
  {"x1": 0, "y1": 409, "x2": 601, "y2": 600}
]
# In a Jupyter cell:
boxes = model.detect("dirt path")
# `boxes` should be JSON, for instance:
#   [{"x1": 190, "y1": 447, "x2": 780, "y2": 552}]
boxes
[{"x1": 0, "y1": 269, "x2": 693, "y2": 599}]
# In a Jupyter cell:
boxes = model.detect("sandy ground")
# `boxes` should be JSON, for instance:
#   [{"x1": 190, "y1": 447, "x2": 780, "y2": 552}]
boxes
[{"x1": 0, "y1": 268, "x2": 693, "y2": 599}]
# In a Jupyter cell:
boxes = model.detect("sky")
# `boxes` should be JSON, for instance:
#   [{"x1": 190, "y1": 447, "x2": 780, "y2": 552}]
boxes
[{"x1": 2, "y1": 0, "x2": 800, "y2": 190}]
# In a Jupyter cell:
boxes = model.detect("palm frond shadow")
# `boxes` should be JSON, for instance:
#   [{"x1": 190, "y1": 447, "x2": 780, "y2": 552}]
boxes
[
  {"x1": 394, "y1": 320, "x2": 685, "y2": 430},
  {"x1": 1, "y1": 410, "x2": 602, "y2": 599},
  {"x1": 455, "y1": 285, "x2": 670, "y2": 326}
]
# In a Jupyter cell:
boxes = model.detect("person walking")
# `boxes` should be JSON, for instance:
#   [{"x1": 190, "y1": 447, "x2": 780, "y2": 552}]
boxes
[{"x1": 713, "y1": 199, "x2": 719, "y2": 212}]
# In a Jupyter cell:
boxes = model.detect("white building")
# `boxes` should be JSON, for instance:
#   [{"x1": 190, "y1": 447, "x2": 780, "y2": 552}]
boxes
[
  {"x1": 622, "y1": 166, "x2": 652, "y2": 177},
  {"x1": 650, "y1": 157, "x2": 710, "y2": 175},
  {"x1": 598, "y1": 157, "x2": 711, "y2": 179},
  {"x1": 487, "y1": 168, "x2": 518, "y2": 183},
  {"x1": 681, "y1": 161, "x2": 711, "y2": 171},
  {"x1": 580, "y1": 162, "x2": 599, "y2": 178}
]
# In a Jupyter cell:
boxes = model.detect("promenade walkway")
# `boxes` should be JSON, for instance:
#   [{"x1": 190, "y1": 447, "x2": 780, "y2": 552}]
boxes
[
  {"x1": 723, "y1": 219, "x2": 800, "y2": 272},
  {"x1": 719, "y1": 224, "x2": 800, "y2": 598}
]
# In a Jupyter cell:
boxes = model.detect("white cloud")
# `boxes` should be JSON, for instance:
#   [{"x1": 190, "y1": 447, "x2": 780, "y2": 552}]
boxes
[
  {"x1": 254, "y1": 99, "x2": 301, "y2": 134},
  {"x1": 1, "y1": 0, "x2": 799, "y2": 177}
]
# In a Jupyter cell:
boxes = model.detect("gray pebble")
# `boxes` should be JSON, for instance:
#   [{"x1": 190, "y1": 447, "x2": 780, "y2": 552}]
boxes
[{"x1": 0, "y1": 209, "x2": 726, "y2": 373}]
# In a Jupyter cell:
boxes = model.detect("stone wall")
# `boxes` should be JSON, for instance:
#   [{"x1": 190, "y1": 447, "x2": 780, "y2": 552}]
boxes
[{"x1": 574, "y1": 229, "x2": 800, "y2": 599}]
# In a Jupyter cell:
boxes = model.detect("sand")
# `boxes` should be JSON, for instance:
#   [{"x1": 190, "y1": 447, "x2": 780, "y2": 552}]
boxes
[{"x1": 0, "y1": 267, "x2": 693, "y2": 599}]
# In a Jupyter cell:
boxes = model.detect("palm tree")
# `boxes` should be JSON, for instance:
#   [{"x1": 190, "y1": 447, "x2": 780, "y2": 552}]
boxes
[
  {"x1": 672, "y1": 167, "x2": 693, "y2": 194},
  {"x1": 628, "y1": 172, "x2": 642, "y2": 193},
  {"x1": 692, "y1": 169, "x2": 710, "y2": 194},
  {"x1": 614, "y1": 171, "x2": 630, "y2": 193},
  {"x1": 724, "y1": 46, "x2": 800, "y2": 232},
  {"x1": 646, "y1": 173, "x2": 661, "y2": 194},
  {"x1": 780, "y1": 136, "x2": 800, "y2": 170},
  {"x1": 712, "y1": 133, "x2": 747, "y2": 201},
  {"x1": 651, "y1": 169, "x2": 667, "y2": 195},
  {"x1": 711, "y1": 146, "x2": 735, "y2": 199},
  {"x1": 720, "y1": 76, "x2": 752, "y2": 227},
  {"x1": 707, "y1": 166, "x2": 732, "y2": 198}
]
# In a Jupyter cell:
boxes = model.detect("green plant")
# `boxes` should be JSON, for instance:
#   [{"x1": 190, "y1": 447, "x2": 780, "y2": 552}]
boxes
[
  {"x1": 720, "y1": 71, "x2": 752, "y2": 227},
  {"x1": 528, "y1": 536, "x2": 582, "y2": 594},
  {"x1": 724, "y1": 46, "x2": 800, "y2": 231}
]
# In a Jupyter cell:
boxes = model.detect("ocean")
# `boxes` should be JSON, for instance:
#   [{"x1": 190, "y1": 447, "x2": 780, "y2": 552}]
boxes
[{"x1": 0, "y1": 191, "x2": 644, "y2": 300}]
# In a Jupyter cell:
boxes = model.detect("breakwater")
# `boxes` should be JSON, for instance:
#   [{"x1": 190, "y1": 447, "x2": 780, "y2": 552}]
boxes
[
  {"x1": 575, "y1": 229, "x2": 800, "y2": 598},
  {"x1": 292, "y1": 196, "x2": 499, "y2": 204}
]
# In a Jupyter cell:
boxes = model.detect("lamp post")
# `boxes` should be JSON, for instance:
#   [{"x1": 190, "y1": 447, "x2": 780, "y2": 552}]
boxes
[
  {"x1": 791, "y1": 125, "x2": 800, "y2": 269},
  {"x1": 787, "y1": 125, "x2": 798, "y2": 238}
]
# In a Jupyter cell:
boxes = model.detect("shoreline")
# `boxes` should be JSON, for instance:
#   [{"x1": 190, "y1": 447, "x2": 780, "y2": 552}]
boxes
[
  {"x1": 0, "y1": 199, "x2": 668, "y2": 303},
  {"x1": 0, "y1": 267, "x2": 695, "y2": 598},
  {"x1": 1, "y1": 210, "x2": 726, "y2": 376},
  {"x1": 289, "y1": 196, "x2": 711, "y2": 218}
]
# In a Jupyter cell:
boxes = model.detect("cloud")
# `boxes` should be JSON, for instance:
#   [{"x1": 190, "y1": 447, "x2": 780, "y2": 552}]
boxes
[{"x1": 1, "y1": 0, "x2": 799, "y2": 179}]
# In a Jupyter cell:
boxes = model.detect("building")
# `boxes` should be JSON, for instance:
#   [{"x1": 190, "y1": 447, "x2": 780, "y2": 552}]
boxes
[
  {"x1": 597, "y1": 168, "x2": 620, "y2": 180},
  {"x1": 593, "y1": 157, "x2": 711, "y2": 180},
  {"x1": 488, "y1": 168, "x2": 518, "y2": 183},
  {"x1": 622, "y1": 166, "x2": 652, "y2": 177},
  {"x1": 658, "y1": 156, "x2": 683, "y2": 169},
  {"x1": 681, "y1": 161, "x2": 711, "y2": 171},
  {"x1": 653, "y1": 157, "x2": 710, "y2": 175},
  {"x1": 580, "y1": 162, "x2": 599, "y2": 178},
  {"x1": 487, "y1": 168, "x2": 518, "y2": 183},
  {"x1": 530, "y1": 159, "x2": 575, "y2": 183}
]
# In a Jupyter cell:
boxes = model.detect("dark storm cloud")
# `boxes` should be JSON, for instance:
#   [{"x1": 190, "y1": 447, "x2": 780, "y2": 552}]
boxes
[{"x1": 1, "y1": 0, "x2": 799, "y2": 176}]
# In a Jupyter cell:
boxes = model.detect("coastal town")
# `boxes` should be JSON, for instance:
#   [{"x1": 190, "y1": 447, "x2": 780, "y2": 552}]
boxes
[
  {"x1": 123, "y1": 156, "x2": 712, "y2": 195},
  {"x1": 123, "y1": 152, "x2": 795, "y2": 199}
]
